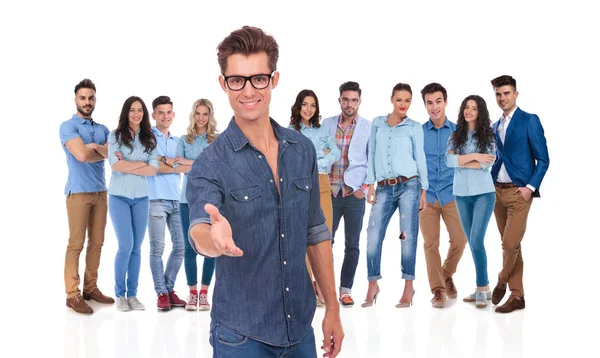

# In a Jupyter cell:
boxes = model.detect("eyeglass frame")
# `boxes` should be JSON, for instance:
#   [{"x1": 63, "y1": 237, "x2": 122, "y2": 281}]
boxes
[
  {"x1": 222, "y1": 72, "x2": 274, "y2": 91},
  {"x1": 339, "y1": 97, "x2": 361, "y2": 105}
]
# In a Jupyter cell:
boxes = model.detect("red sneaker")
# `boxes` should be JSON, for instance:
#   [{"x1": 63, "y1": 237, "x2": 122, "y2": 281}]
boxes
[
  {"x1": 157, "y1": 293, "x2": 171, "y2": 311},
  {"x1": 169, "y1": 291, "x2": 186, "y2": 307}
]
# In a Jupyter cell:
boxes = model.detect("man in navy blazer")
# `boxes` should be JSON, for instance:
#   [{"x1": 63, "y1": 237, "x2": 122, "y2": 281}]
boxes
[{"x1": 490, "y1": 75, "x2": 550, "y2": 313}]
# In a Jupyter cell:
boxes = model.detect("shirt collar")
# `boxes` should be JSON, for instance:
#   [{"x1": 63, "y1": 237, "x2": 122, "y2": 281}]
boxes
[
  {"x1": 72, "y1": 114, "x2": 95, "y2": 125},
  {"x1": 226, "y1": 117, "x2": 297, "y2": 152},
  {"x1": 152, "y1": 126, "x2": 174, "y2": 139},
  {"x1": 501, "y1": 107, "x2": 518, "y2": 122},
  {"x1": 426, "y1": 117, "x2": 451, "y2": 130},
  {"x1": 338, "y1": 114, "x2": 357, "y2": 125}
]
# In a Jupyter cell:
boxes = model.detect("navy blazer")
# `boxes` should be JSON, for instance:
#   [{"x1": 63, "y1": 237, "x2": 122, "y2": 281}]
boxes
[{"x1": 492, "y1": 107, "x2": 549, "y2": 197}]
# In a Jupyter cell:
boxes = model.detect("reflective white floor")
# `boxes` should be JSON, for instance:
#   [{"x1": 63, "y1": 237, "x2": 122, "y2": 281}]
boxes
[{"x1": 9, "y1": 201, "x2": 596, "y2": 358}]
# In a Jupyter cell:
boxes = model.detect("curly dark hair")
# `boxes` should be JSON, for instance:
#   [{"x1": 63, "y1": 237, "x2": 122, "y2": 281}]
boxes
[
  {"x1": 450, "y1": 95, "x2": 495, "y2": 154},
  {"x1": 114, "y1": 96, "x2": 157, "y2": 154},
  {"x1": 290, "y1": 89, "x2": 321, "y2": 131}
]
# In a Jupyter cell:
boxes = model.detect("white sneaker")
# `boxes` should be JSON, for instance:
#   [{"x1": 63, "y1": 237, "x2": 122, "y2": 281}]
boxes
[
  {"x1": 198, "y1": 292, "x2": 211, "y2": 311},
  {"x1": 186, "y1": 293, "x2": 198, "y2": 311},
  {"x1": 116, "y1": 297, "x2": 130, "y2": 312},
  {"x1": 127, "y1": 296, "x2": 145, "y2": 311}
]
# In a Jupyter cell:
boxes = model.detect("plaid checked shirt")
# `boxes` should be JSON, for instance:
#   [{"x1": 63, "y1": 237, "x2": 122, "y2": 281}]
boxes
[{"x1": 330, "y1": 115, "x2": 358, "y2": 197}]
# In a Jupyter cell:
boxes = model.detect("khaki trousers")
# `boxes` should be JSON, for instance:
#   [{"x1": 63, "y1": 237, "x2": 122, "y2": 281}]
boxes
[
  {"x1": 419, "y1": 200, "x2": 467, "y2": 292},
  {"x1": 493, "y1": 186, "x2": 533, "y2": 297},
  {"x1": 64, "y1": 191, "x2": 108, "y2": 298},
  {"x1": 306, "y1": 174, "x2": 334, "y2": 280}
]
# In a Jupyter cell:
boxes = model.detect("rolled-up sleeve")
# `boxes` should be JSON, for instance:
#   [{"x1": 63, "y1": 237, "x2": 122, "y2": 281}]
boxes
[
  {"x1": 108, "y1": 132, "x2": 120, "y2": 166},
  {"x1": 445, "y1": 136, "x2": 460, "y2": 168},
  {"x1": 306, "y1": 145, "x2": 331, "y2": 246},
  {"x1": 147, "y1": 146, "x2": 159, "y2": 169},
  {"x1": 186, "y1": 157, "x2": 224, "y2": 253},
  {"x1": 413, "y1": 125, "x2": 429, "y2": 190},
  {"x1": 59, "y1": 121, "x2": 79, "y2": 145}
]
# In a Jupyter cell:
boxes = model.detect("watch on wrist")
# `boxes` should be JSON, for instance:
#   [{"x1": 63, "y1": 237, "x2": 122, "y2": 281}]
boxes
[{"x1": 161, "y1": 156, "x2": 167, "y2": 163}]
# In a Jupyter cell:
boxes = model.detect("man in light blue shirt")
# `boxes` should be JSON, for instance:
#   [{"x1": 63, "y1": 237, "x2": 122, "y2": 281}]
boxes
[
  {"x1": 60, "y1": 78, "x2": 115, "y2": 314},
  {"x1": 419, "y1": 83, "x2": 467, "y2": 308},
  {"x1": 147, "y1": 95, "x2": 185, "y2": 311}
]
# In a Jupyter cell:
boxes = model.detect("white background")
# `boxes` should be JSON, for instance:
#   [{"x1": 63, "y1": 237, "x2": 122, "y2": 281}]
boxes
[{"x1": 1, "y1": 1, "x2": 598, "y2": 357}]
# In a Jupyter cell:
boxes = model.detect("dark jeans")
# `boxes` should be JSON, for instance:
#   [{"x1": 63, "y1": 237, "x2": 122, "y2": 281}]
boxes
[
  {"x1": 180, "y1": 203, "x2": 215, "y2": 287},
  {"x1": 211, "y1": 325, "x2": 316, "y2": 358},
  {"x1": 331, "y1": 191, "x2": 366, "y2": 293}
]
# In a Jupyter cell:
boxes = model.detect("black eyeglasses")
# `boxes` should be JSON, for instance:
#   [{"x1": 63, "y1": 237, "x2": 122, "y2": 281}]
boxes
[{"x1": 223, "y1": 73, "x2": 273, "y2": 91}]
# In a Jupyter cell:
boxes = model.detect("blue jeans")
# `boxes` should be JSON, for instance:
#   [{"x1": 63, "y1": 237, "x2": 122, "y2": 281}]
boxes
[
  {"x1": 180, "y1": 203, "x2": 215, "y2": 287},
  {"x1": 366, "y1": 178, "x2": 421, "y2": 281},
  {"x1": 148, "y1": 200, "x2": 184, "y2": 295},
  {"x1": 455, "y1": 192, "x2": 495, "y2": 287},
  {"x1": 109, "y1": 195, "x2": 149, "y2": 297},
  {"x1": 210, "y1": 325, "x2": 316, "y2": 358},
  {"x1": 331, "y1": 192, "x2": 366, "y2": 293}
]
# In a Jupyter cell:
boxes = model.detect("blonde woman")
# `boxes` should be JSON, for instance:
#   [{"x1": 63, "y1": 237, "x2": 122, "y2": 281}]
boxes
[{"x1": 174, "y1": 99, "x2": 218, "y2": 311}]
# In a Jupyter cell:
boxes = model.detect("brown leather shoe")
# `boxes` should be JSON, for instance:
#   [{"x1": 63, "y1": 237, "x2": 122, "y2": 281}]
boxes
[
  {"x1": 492, "y1": 282, "x2": 507, "y2": 305},
  {"x1": 445, "y1": 277, "x2": 457, "y2": 299},
  {"x1": 339, "y1": 294, "x2": 354, "y2": 307},
  {"x1": 66, "y1": 294, "x2": 93, "y2": 314},
  {"x1": 83, "y1": 288, "x2": 115, "y2": 304},
  {"x1": 495, "y1": 295, "x2": 525, "y2": 313},
  {"x1": 431, "y1": 289, "x2": 446, "y2": 308}
]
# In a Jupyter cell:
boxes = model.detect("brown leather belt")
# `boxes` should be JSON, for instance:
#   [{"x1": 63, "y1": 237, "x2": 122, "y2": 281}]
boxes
[
  {"x1": 494, "y1": 181, "x2": 518, "y2": 188},
  {"x1": 377, "y1": 176, "x2": 416, "y2": 186}
]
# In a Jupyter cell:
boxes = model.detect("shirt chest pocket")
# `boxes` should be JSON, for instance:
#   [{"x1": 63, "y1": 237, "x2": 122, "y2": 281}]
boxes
[
  {"x1": 293, "y1": 177, "x2": 312, "y2": 220},
  {"x1": 393, "y1": 132, "x2": 413, "y2": 155},
  {"x1": 229, "y1": 184, "x2": 263, "y2": 226}
]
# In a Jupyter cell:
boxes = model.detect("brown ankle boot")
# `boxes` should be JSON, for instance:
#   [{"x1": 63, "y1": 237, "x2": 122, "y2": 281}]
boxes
[{"x1": 66, "y1": 294, "x2": 93, "y2": 314}]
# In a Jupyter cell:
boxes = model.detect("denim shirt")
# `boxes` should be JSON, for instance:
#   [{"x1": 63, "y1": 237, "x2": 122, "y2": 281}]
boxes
[
  {"x1": 175, "y1": 133, "x2": 210, "y2": 204},
  {"x1": 186, "y1": 118, "x2": 330, "y2": 346},
  {"x1": 289, "y1": 123, "x2": 341, "y2": 174},
  {"x1": 366, "y1": 115, "x2": 429, "y2": 190},
  {"x1": 147, "y1": 127, "x2": 180, "y2": 201},
  {"x1": 423, "y1": 118, "x2": 457, "y2": 205},
  {"x1": 59, "y1": 115, "x2": 110, "y2": 195},
  {"x1": 108, "y1": 130, "x2": 159, "y2": 199},
  {"x1": 445, "y1": 131, "x2": 496, "y2": 196}
]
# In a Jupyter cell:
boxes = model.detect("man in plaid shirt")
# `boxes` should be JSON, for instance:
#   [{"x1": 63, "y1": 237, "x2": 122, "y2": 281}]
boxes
[{"x1": 321, "y1": 81, "x2": 371, "y2": 306}]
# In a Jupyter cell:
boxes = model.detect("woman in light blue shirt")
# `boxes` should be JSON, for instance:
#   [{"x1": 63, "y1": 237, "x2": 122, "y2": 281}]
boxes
[
  {"x1": 289, "y1": 89, "x2": 340, "y2": 306},
  {"x1": 445, "y1": 95, "x2": 496, "y2": 308},
  {"x1": 363, "y1": 83, "x2": 428, "y2": 308},
  {"x1": 174, "y1": 99, "x2": 217, "y2": 311},
  {"x1": 108, "y1": 96, "x2": 158, "y2": 311}
]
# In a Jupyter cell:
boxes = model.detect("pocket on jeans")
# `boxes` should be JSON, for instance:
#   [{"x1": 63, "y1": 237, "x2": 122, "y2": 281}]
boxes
[{"x1": 216, "y1": 325, "x2": 248, "y2": 346}]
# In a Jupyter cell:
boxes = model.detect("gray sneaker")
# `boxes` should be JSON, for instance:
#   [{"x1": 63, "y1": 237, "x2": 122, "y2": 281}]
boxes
[
  {"x1": 475, "y1": 291, "x2": 488, "y2": 308},
  {"x1": 127, "y1": 297, "x2": 145, "y2": 311},
  {"x1": 463, "y1": 290, "x2": 491, "y2": 305},
  {"x1": 116, "y1": 296, "x2": 130, "y2": 312}
]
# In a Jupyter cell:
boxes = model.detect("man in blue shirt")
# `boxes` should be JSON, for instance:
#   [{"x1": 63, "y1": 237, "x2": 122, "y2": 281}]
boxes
[
  {"x1": 60, "y1": 79, "x2": 115, "y2": 314},
  {"x1": 186, "y1": 26, "x2": 343, "y2": 358},
  {"x1": 147, "y1": 96, "x2": 186, "y2": 311},
  {"x1": 419, "y1": 83, "x2": 467, "y2": 308}
]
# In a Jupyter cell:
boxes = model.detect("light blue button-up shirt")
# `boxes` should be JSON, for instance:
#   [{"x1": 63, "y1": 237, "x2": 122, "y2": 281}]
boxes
[
  {"x1": 423, "y1": 118, "x2": 457, "y2": 205},
  {"x1": 147, "y1": 127, "x2": 180, "y2": 201},
  {"x1": 289, "y1": 123, "x2": 341, "y2": 174},
  {"x1": 367, "y1": 115, "x2": 428, "y2": 190},
  {"x1": 445, "y1": 131, "x2": 496, "y2": 196},
  {"x1": 175, "y1": 133, "x2": 210, "y2": 204},
  {"x1": 108, "y1": 130, "x2": 159, "y2": 199},
  {"x1": 59, "y1": 115, "x2": 110, "y2": 195}
]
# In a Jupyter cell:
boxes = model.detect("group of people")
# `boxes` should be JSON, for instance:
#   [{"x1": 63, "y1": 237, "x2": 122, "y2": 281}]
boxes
[
  {"x1": 61, "y1": 85, "x2": 219, "y2": 314},
  {"x1": 60, "y1": 26, "x2": 549, "y2": 358}
]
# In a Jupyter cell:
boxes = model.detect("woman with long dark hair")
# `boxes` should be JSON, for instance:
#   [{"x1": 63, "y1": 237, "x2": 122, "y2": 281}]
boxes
[
  {"x1": 445, "y1": 95, "x2": 496, "y2": 308},
  {"x1": 108, "y1": 96, "x2": 158, "y2": 311},
  {"x1": 174, "y1": 98, "x2": 219, "y2": 311},
  {"x1": 289, "y1": 89, "x2": 340, "y2": 306}
]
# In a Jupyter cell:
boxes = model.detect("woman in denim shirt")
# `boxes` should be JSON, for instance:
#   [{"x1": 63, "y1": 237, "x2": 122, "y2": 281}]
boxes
[
  {"x1": 363, "y1": 83, "x2": 428, "y2": 308},
  {"x1": 289, "y1": 89, "x2": 341, "y2": 306},
  {"x1": 173, "y1": 99, "x2": 218, "y2": 311},
  {"x1": 445, "y1": 95, "x2": 496, "y2": 308},
  {"x1": 108, "y1": 96, "x2": 158, "y2": 312}
]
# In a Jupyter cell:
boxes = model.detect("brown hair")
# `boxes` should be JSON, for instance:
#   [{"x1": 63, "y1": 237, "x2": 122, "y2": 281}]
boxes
[
  {"x1": 217, "y1": 26, "x2": 279, "y2": 74},
  {"x1": 490, "y1": 75, "x2": 517, "y2": 91}
]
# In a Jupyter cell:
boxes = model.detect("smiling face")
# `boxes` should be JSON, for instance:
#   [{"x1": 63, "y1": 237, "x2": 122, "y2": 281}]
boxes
[
  {"x1": 494, "y1": 85, "x2": 518, "y2": 115},
  {"x1": 463, "y1": 99, "x2": 479, "y2": 129},
  {"x1": 194, "y1": 105, "x2": 210, "y2": 132},
  {"x1": 152, "y1": 103, "x2": 174, "y2": 132},
  {"x1": 391, "y1": 90, "x2": 412, "y2": 118},
  {"x1": 218, "y1": 52, "x2": 279, "y2": 124},
  {"x1": 128, "y1": 101, "x2": 144, "y2": 129},
  {"x1": 300, "y1": 96, "x2": 317, "y2": 123},
  {"x1": 424, "y1": 91, "x2": 447, "y2": 123},
  {"x1": 75, "y1": 88, "x2": 96, "y2": 119},
  {"x1": 338, "y1": 90, "x2": 361, "y2": 119}
]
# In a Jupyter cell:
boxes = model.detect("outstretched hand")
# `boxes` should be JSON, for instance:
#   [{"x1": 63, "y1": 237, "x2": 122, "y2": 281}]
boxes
[{"x1": 204, "y1": 204, "x2": 243, "y2": 257}]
